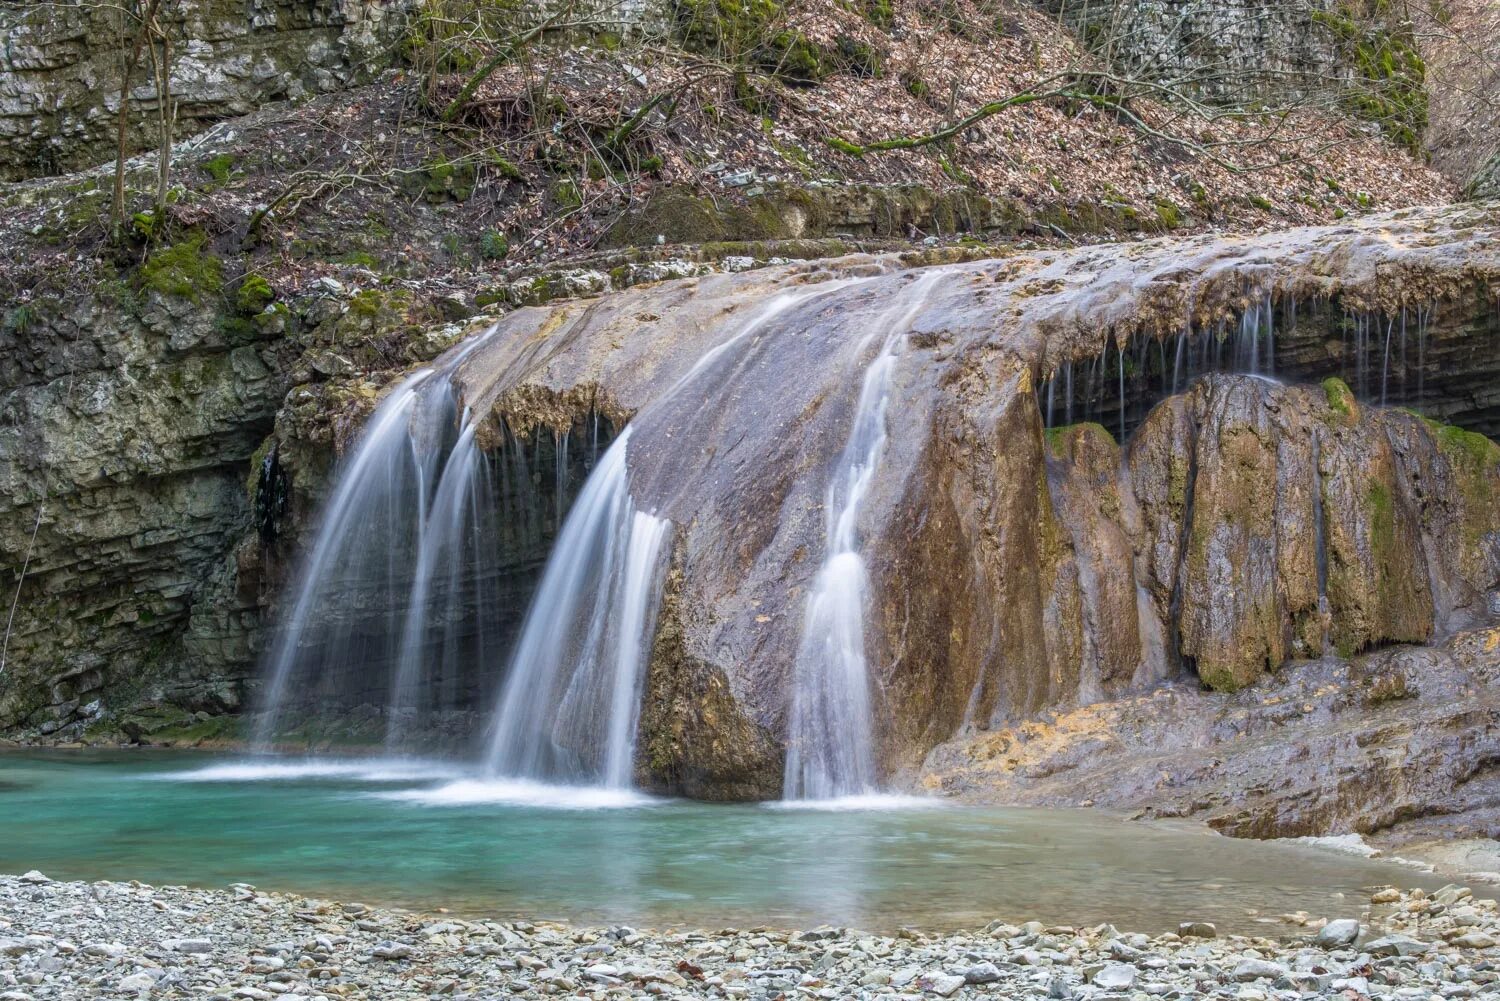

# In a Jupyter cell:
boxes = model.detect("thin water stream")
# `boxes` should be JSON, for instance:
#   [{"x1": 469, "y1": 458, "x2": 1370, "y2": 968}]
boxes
[{"x1": 785, "y1": 272, "x2": 943, "y2": 800}]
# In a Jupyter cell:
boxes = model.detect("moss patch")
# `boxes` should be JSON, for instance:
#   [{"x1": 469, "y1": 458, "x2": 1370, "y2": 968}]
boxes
[
  {"x1": 1322, "y1": 376, "x2": 1357, "y2": 424},
  {"x1": 236, "y1": 273, "x2": 274, "y2": 313},
  {"x1": 1313, "y1": 3, "x2": 1428, "y2": 153},
  {"x1": 138, "y1": 237, "x2": 224, "y2": 303},
  {"x1": 1043, "y1": 421, "x2": 1115, "y2": 460},
  {"x1": 201, "y1": 153, "x2": 237, "y2": 184}
]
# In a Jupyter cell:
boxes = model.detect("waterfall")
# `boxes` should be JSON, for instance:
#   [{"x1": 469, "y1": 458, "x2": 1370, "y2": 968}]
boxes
[
  {"x1": 386, "y1": 418, "x2": 494, "y2": 746},
  {"x1": 255, "y1": 368, "x2": 506, "y2": 750},
  {"x1": 254, "y1": 370, "x2": 430, "y2": 747},
  {"x1": 482, "y1": 428, "x2": 671, "y2": 788},
  {"x1": 783, "y1": 273, "x2": 939, "y2": 800},
  {"x1": 478, "y1": 280, "x2": 867, "y2": 790},
  {"x1": 255, "y1": 275, "x2": 866, "y2": 787}
]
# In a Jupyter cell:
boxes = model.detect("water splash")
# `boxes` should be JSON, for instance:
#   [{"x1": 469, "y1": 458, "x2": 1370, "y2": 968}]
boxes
[{"x1": 783, "y1": 273, "x2": 940, "y2": 800}]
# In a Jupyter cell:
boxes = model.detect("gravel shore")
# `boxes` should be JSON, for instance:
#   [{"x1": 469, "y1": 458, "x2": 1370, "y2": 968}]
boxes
[{"x1": 2, "y1": 873, "x2": 1498, "y2": 1000}]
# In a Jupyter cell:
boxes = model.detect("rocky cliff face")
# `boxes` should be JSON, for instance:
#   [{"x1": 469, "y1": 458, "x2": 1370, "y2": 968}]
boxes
[
  {"x1": 1039, "y1": 0, "x2": 1346, "y2": 102},
  {"x1": 0, "y1": 271, "x2": 470, "y2": 741},
  {"x1": 0, "y1": 0, "x2": 414, "y2": 180}
]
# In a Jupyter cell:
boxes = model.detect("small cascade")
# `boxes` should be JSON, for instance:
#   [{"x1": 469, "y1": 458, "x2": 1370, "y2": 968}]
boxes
[
  {"x1": 1036, "y1": 294, "x2": 1472, "y2": 442},
  {"x1": 482, "y1": 428, "x2": 672, "y2": 789},
  {"x1": 386, "y1": 417, "x2": 499, "y2": 746},
  {"x1": 256, "y1": 367, "x2": 512, "y2": 749},
  {"x1": 783, "y1": 273, "x2": 939, "y2": 801}
]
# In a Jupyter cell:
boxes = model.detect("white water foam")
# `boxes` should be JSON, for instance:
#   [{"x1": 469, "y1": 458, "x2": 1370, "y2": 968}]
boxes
[
  {"x1": 151, "y1": 758, "x2": 469, "y2": 784},
  {"x1": 1282, "y1": 833, "x2": 1381, "y2": 858},
  {"x1": 373, "y1": 778, "x2": 660, "y2": 810},
  {"x1": 763, "y1": 793, "x2": 944, "y2": 813}
]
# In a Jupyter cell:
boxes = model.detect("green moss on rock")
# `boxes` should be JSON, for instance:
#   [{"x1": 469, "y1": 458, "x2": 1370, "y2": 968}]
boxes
[
  {"x1": 139, "y1": 237, "x2": 224, "y2": 303},
  {"x1": 1322, "y1": 376, "x2": 1357, "y2": 423},
  {"x1": 1044, "y1": 421, "x2": 1116, "y2": 460},
  {"x1": 202, "y1": 153, "x2": 237, "y2": 184},
  {"x1": 236, "y1": 273, "x2": 274, "y2": 313}
]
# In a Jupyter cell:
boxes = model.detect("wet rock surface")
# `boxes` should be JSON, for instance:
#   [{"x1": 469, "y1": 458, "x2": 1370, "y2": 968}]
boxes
[
  {"x1": 922, "y1": 623, "x2": 1500, "y2": 842},
  {"x1": 3, "y1": 873, "x2": 1499, "y2": 1000},
  {"x1": 432, "y1": 203, "x2": 1500, "y2": 798}
]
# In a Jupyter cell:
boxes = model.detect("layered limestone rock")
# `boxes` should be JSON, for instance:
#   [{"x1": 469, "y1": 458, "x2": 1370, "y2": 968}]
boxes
[
  {"x1": 0, "y1": 0, "x2": 414, "y2": 180},
  {"x1": 0, "y1": 0, "x2": 679, "y2": 182},
  {"x1": 921, "y1": 622, "x2": 1500, "y2": 840},
  {"x1": 1129, "y1": 376, "x2": 1500, "y2": 688},
  {"x1": 1039, "y1": 0, "x2": 1346, "y2": 102},
  {"x1": 0, "y1": 273, "x2": 465, "y2": 740}
]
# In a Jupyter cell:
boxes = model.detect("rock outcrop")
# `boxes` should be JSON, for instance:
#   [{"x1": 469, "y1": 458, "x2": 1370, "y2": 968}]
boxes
[
  {"x1": 922, "y1": 622, "x2": 1500, "y2": 841},
  {"x1": 1040, "y1": 0, "x2": 1346, "y2": 102},
  {"x1": 0, "y1": 272, "x2": 466, "y2": 741},
  {"x1": 413, "y1": 203, "x2": 1500, "y2": 797},
  {"x1": 0, "y1": 0, "x2": 414, "y2": 180}
]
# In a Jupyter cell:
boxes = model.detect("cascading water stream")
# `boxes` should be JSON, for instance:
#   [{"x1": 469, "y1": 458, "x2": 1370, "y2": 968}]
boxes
[
  {"x1": 255, "y1": 341, "x2": 509, "y2": 752},
  {"x1": 255, "y1": 369, "x2": 434, "y2": 748},
  {"x1": 477, "y1": 280, "x2": 866, "y2": 790},
  {"x1": 386, "y1": 417, "x2": 489, "y2": 746},
  {"x1": 481, "y1": 427, "x2": 671, "y2": 788},
  {"x1": 783, "y1": 272, "x2": 940, "y2": 801}
]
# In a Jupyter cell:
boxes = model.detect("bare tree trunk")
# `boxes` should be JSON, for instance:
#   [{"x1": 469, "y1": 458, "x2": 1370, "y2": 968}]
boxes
[
  {"x1": 109, "y1": 0, "x2": 167, "y2": 242},
  {"x1": 151, "y1": 11, "x2": 174, "y2": 214}
]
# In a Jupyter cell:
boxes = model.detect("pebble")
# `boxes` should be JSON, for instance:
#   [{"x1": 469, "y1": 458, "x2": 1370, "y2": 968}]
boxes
[
  {"x1": 1314, "y1": 918, "x2": 1361, "y2": 946},
  {"x1": 2, "y1": 875, "x2": 1498, "y2": 1000},
  {"x1": 1232, "y1": 957, "x2": 1287, "y2": 980},
  {"x1": 917, "y1": 972, "x2": 966, "y2": 996},
  {"x1": 1092, "y1": 964, "x2": 1139, "y2": 989},
  {"x1": 370, "y1": 941, "x2": 415, "y2": 960},
  {"x1": 1366, "y1": 933, "x2": 1433, "y2": 957},
  {"x1": 962, "y1": 961, "x2": 1002, "y2": 983}
]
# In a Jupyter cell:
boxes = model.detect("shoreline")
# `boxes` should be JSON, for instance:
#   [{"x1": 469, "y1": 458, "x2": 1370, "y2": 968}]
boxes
[
  {"x1": 7, "y1": 741, "x2": 1500, "y2": 889},
  {"x1": 2, "y1": 874, "x2": 1497, "y2": 1000}
]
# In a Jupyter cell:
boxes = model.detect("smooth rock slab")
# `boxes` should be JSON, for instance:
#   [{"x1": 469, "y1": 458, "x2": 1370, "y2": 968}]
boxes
[
  {"x1": 1091, "y1": 964, "x2": 1138, "y2": 990},
  {"x1": 1233, "y1": 958, "x2": 1288, "y2": 981},
  {"x1": 918, "y1": 972, "x2": 967, "y2": 996}
]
